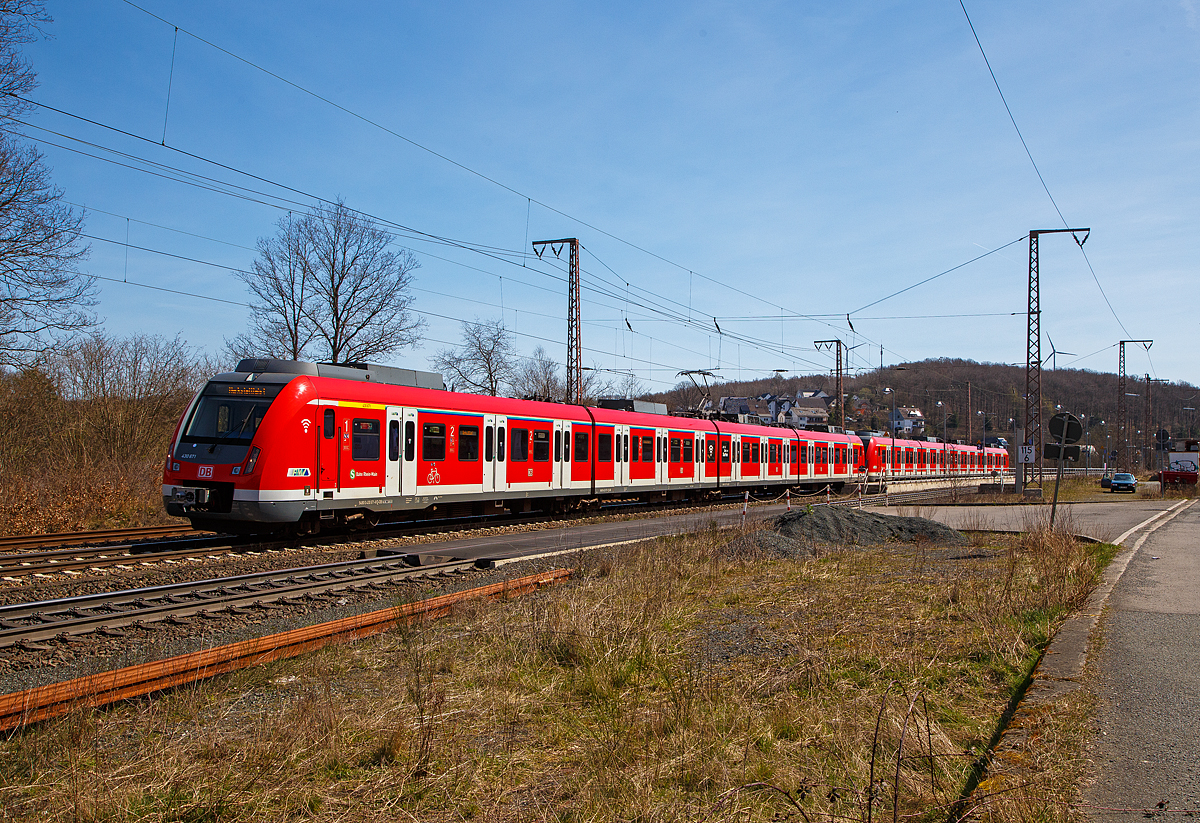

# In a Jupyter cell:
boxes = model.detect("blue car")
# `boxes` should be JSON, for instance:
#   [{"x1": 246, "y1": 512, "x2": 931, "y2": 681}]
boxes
[{"x1": 1109, "y1": 472, "x2": 1138, "y2": 493}]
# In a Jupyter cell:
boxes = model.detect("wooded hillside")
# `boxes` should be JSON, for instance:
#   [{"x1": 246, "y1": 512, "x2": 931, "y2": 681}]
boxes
[{"x1": 649, "y1": 358, "x2": 1199, "y2": 448}]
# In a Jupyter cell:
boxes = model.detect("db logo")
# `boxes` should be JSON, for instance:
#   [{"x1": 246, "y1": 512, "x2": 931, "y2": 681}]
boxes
[
  {"x1": 197, "y1": 466, "x2": 214, "y2": 478},
  {"x1": 426, "y1": 467, "x2": 441, "y2": 485}
]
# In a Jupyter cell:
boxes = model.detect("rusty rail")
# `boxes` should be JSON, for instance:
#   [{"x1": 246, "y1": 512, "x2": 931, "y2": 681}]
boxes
[{"x1": 0, "y1": 568, "x2": 571, "y2": 732}]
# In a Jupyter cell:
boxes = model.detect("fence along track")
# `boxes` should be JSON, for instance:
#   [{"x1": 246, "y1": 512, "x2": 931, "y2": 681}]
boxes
[
  {"x1": 0, "y1": 568, "x2": 570, "y2": 732},
  {"x1": 0, "y1": 555, "x2": 480, "y2": 648}
]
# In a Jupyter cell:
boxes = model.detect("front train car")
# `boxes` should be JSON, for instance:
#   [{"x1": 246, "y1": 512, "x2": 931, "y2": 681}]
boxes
[{"x1": 162, "y1": 358, "x2": 442, "y2": 532}]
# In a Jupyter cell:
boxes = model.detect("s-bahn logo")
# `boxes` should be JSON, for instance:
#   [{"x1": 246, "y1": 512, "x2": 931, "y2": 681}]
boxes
[
  {"x1": 427, "y1": 467, "x2": 441, "y2": 485},
  {"x1": 197, "y1": 466, "x2": 214, "y2": 478}
]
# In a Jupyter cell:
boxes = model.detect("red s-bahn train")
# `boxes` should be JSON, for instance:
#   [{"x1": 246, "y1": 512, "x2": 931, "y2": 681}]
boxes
[{"x1": 162, "y1": 359, "x2": 1010, "y2": 533}]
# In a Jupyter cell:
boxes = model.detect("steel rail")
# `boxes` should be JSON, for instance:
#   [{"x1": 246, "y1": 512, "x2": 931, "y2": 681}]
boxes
[
  {"x1": 0, "y1": 524, "x2": 201, "y2": 552},
  {"x1": 0, "y1": 555, "x2": 480, "y2": 647},
  {"x1": 0, "y1": 540, "x2": 240, "y2": 578},
  {"x1": 0, "y1": 568, "x2": 571, "y2": 731}
]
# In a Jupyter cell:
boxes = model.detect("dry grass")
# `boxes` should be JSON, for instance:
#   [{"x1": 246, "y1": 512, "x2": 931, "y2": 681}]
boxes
[
  {"x1": 0, "y1": 523, "x2": 1113, "y2": 822},
  {"x1": 0, "y1": 462, "x2": 175, "y2": 534}
]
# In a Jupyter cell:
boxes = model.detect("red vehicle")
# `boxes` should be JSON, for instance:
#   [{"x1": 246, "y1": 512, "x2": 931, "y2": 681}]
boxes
[
  {"x1": 1160, "y1": 439, "x2": 1199, "y2": 487},
  {"x1": 163, "y1": 360, "x2": 1009, "y2": 533}
]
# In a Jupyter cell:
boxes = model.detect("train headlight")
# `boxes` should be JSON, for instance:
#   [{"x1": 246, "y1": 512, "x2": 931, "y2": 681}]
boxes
[{"x1": 244, "y1": 447, "x2": 261, "y2": 475}]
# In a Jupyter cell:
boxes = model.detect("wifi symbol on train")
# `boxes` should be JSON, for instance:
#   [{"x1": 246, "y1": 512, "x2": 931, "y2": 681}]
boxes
[{"x1": 302, "y1": 419, "x2": 311, "y2": 433}]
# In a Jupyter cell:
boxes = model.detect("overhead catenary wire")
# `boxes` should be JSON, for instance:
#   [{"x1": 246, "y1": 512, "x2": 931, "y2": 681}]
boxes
[
  {"x1": 14, "y1": 81, "x2": 1043, "y2": 379},
  {"x1": 10, "y1": 111, "x2": 836, "y2": 371},
  {"x1": 958, "y1": 0, "x2": 1140, "y2": 356},
  {"x1": 102, "y1": 5, "x2": 1009, "y2": 368}
]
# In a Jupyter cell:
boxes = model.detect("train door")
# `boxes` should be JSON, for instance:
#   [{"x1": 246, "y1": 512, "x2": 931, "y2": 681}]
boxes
[
  {"x1": 483, "y1": 414, "x2": 498, "y2": 493},
  {"x1": 401, "y1": 408, "x2": 418, "y2": 495},
  {"x1": 553, "y1": 419, "x2": 565, "y2": 489},
  {"x1": 317, "y1": 403, "x2": 341, "y2": 497},
  {"x1": 615, "y1": 425, "x2": 627, "y2": 487},
  {"x1": 386, "y1": 407, "x2": 402, "y2": 494}
]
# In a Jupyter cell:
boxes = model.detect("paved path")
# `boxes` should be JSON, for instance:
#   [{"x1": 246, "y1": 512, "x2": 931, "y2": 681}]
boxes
[
  {"x1": 1083, "y1": 501, "x2": 1200, "y2": 818},
  {"x1": 887, "y1": 500, "x2": 1181, "y2": 543}
]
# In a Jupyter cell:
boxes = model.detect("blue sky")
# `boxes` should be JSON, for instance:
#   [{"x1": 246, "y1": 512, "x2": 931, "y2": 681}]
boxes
[{"x1": 19, "y1": 1, "x2": 1200, "y2": 390}]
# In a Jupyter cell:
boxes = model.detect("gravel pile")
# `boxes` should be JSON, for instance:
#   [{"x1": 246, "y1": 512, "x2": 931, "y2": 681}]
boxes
[{"x1": 724, "y1": 506, "x2": 966, "y2": 559}]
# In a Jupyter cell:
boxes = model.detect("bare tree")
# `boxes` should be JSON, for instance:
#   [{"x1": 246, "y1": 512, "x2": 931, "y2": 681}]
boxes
[
  {"x1": 234, "y1": 199, "x2": 423, "y2": 363},
  {"x1": 511, "y1": 345, "x2": 564, "y2": 400},
  {"x1": 42, "y1": 332, "x2": 216, "y2": 465},
  {"x1": 430, "y1": 318, "x2": 516, "y2": 396},
  {"x1": 228, "y1": 212, "x2": 315, "y2": 361},
  {"x1": 0, "y1": 2, "x2": 93, "y2": 367},
  {"x1": 613, "y1": 371, "x2": 647, "y2": 400}
]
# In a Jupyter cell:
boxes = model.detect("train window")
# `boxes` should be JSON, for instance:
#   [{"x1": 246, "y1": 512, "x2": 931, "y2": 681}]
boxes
[
  {"x1": 459, "y1": 426, "x2": 479, "y2": 461},
  {"x1": 707, "y1": 440, "x2": 716, "y2": 463},
  {"x1": 742, "y1": 442, "x2": 750, "y2": 463},
  {"x1": 485, "y1": 426, "x2": 494, "y2": 461},
  {"x1": 323, "y1": 408, "x2": 335, "y2": 439},
  {"x1": 698, "y1": 441, "x2": 704, "y2": 463},
  {"x1": 769, "y1": 443, "x2": 777, "y2": 463},
  {"x1": 751, "y1": 442, "x2": 760, "y2": 463},
  {"x1": 643, "y1": 436, "x2": 653, "y2": 462},
  {"x1": 564, "y1": 433, "x2": 570, "y2": 463},
  {"x1": 497, "y1": 426, "x2": 505, "y2": 462},
  {"x1": 670, "y1": 437, "x2": 681, "y2": 463},
  {"x1": 510, "y1": 428, "x2": 529, "y2": 462},
  {"x1": 721, "y1": 441, "x2": 730, "y2": 463},
  {"x1": 533, "y1": 429, "x2": 550, "y2": 462},
  {"x1": 624, "y1": 434, "x2": 629, "y2": 463},
  {"x1": 682, "y1": 438, "x2": 693, "y2": 463},
  {"x1": 630, "y1": 435, "x2": 639, "y2": 462},
  {"x1": 554, "y1": 430, "x2": 562, "y2": 462},
  {"x1": 598, "y1": 433, "x2": 613, "y2": 463},
  {"x1": 422, "y1": 423, "x2": 445, "y2": 462},
  {"x1": 352, "y1": 419, "x2": 380, "y2": 461},
  {"x1": 574, "y1": 431, "x2": 588, "y2": 462},
  {"x1": 388, "y1": 420, "x2": 400, "y2": 462},
  {"x1": 405, "y1": 421, "x2": 415, "y2": 461},
  {"x1": 615, "y1": 434, "x2": 622, "y2": 463}
]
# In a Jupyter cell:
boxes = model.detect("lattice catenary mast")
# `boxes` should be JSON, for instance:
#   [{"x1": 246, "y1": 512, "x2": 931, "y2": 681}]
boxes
[{"x1": 532, "y1": 238, "x2": 581, "y2": 403}]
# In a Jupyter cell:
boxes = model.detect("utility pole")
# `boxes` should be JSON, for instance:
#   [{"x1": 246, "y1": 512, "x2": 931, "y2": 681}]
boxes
[
  {"x1": 532, "y1": 238, "x2": 581, "y2": 403},
  {"x1": 1117, "y1": 340, "x2": 1152, "y2": 472},
  {"x1": 815, "y1": 339, "x2": 844, "y2": 430},
  {"x1": 966, "y1": 382, "x2": 972, "y2": 444},
  {"x1": 1025, "y1": 228, "x2": 1089, "y2": 489},
  {"x1": 1147, "y1": 376, "x2": 1168, "y2": 471},
  {"x1": 1144, "y1": 374, "x2": 1152, "y2": 471}
]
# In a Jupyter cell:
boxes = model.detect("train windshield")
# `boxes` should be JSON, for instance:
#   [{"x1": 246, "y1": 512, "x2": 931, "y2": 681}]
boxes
[{"x1": 182, "y1": 382, "x2": 285, "y2": 446}]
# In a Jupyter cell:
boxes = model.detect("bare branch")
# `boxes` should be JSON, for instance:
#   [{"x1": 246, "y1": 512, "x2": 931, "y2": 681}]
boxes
[
  {"x1": 234, "y1": 199, "x2": 424, "y2": 363},
  {"x1": 430, "y1": 317, "x2": 516, "y2": 396}
]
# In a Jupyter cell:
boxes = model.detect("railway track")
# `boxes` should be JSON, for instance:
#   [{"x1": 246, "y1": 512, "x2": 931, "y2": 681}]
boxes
[
  {"x1": 0, "y1": 554, "x2": 481, "y2": 648},
  {"x1": 0, "y1": 537, "x2": 243, "y2": 579},
  {"x1": 0, "y1": 480, "x2": 1024, "y2": 581},
  {"x1": 0, "y1": 524, "x2": 201, "y2": 553},
  {"x1": 0, "y1": 569, "x2": 570, "y2": 732}
]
